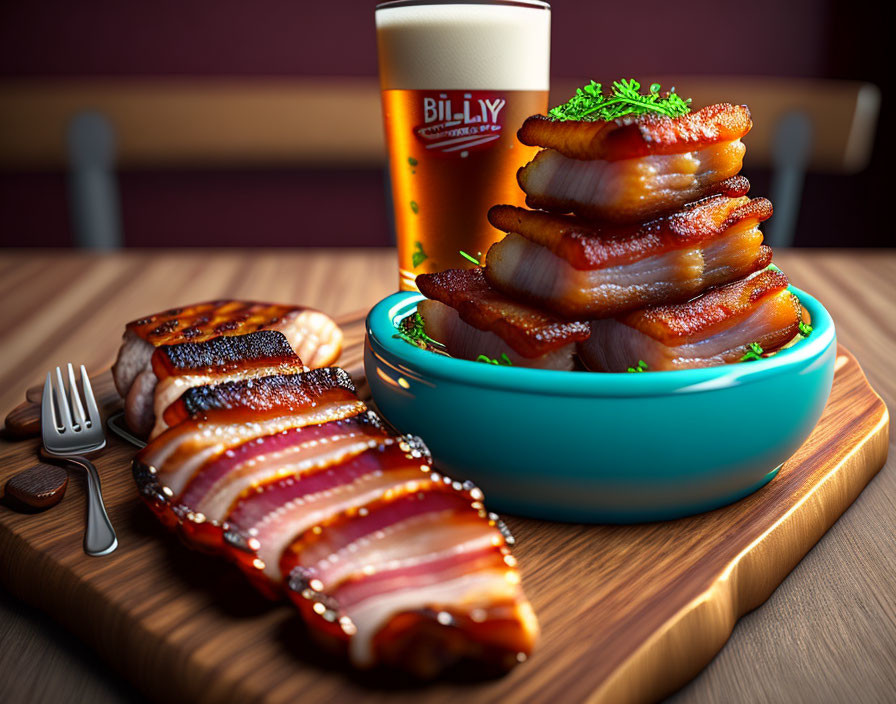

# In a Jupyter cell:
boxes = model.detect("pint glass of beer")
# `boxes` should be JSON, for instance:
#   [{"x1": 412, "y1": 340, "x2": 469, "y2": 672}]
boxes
[{"x1": 376, "y1": 0, "x2": 551, "y2": 290}]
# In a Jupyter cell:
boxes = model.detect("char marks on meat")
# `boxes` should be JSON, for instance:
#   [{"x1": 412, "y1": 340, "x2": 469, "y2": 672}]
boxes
[
  {"x1": 152, "y1": 330, "x2": 301, "y2": 378},
  {"x1": 164, "y1": 366, "x2": 357, "y2": 425},
  {"x1": 125, "y1": 300, "x2": 309, "y2": 346},
  {"x1": 112, "y1": 300, "x2": 344, "y2": 438},
  {"x1": 146, "y1": 331, "x2": 307, "y2": 438},
  {"x1": 139, "y1": 368, "x2": 366, "y2": 497}
]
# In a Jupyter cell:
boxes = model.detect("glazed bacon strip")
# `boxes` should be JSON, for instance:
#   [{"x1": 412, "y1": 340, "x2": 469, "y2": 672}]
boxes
[
  {"x1": 515, "y1": 104, "x2": 752, "y2": 223},
  {"x1": 415, "y1": 268, "x2": 590, "y2": 370},
  {"x1": 578, "y1": 268, "x2": 803, "y2": 372},
  {"x1": 132, "y1": 367, "x2": 537, "y2": 676},
  {"x1": 485, "y1": 188, "x2": 773, "y2": 318}
]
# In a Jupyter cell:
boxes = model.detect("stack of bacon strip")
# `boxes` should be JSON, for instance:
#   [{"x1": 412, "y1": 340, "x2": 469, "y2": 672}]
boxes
[
  {"x1": 417, "y1": 100, "x2": 806, "y2": 371},
  {"x1": 112, "y1": 300, "x2": 344, "y2": 438},
  {"x1": 118, "y1": 301, "x2": 537, "y2": 678}
]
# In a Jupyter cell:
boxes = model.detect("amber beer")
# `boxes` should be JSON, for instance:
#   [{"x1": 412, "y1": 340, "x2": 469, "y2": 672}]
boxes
[{"x1": 376, "y1": 0, "x2": 551, "y2": 290}]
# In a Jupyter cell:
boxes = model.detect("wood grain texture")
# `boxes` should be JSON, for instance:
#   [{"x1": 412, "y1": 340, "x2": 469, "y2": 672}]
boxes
[
  {"x1": 0, "y1": 340, "x2": 886, "y2": 704},
  {"x1": 0, "y1": 249, "x2": 893, "y2": 704}
]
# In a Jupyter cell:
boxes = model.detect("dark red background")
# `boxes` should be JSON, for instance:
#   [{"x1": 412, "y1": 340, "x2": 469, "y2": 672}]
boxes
[{"x1": 0, "y1": 0, "x2": 889, "y2": 247}]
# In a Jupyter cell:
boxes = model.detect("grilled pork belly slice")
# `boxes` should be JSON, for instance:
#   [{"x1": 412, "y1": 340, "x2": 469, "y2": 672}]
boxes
[
  {"x1": 136, "y1": 368, "x2": 366, "y2": 500},
  {"x1": 518, "y1": 103, "x2": 753, "y2": 161},
  {"x1": 281, "y1": 474, "x2": 537, "y2": 676},
  {"x1": 518, "y1": 144, "x2": 747, "y2": 223},
  {"x1": 515, "y1": 104, "x2": 752, "y2": 223},
  {"x1": 112, "y1": 300, "x2": 342, "y2": 401},
  {"x1": 140, "y1": 331, "x2": 307, "y2": 439},
  {"x1": 578, "y1": 268, "x2": 802, "y2": 372},
  {"x1": 415, "y1": 268, "x2": 589, "y2": 370},
  {"x1": 485, "y1": 192, "x2": 773, "y2": 318}
]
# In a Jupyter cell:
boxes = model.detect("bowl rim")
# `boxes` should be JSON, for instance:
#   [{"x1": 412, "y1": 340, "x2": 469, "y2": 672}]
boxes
[{"x1": 365, "y1": 284, "x2": 836, "y2": 397}]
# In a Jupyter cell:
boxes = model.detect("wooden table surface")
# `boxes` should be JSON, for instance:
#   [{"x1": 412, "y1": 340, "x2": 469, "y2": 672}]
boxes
[{"x1": 1, "y1": 248, "x2": 893, "y2": 703}]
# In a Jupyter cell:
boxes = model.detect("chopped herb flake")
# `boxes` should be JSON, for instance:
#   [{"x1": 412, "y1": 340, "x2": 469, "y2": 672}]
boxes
[
  {"x1": 393, "y1": 312, "x2": 443, "y2": 350},
  {"x1": 798, "y1": 321, "x2": 813, "y2": 337},
  {"x1": 741, "y1": 342, "x2": 764, "y2": 362},
  {"x1": 459, "y1": 250, "x2": 481, "y2": 265},
  {"x1": 410, "y1": 200, "x2": 419, "y2": 214},
  {"x1": 626, "y1": 360, "x2": 649, "y2": 373},
  {"x1": 476, "y1": 353, "x2": 513, "y2": 366},
  {"x1": 411, "y1": 240, "x2": 428, "y2": 268},
  {"x1": 408, "y1": 156, "x2": 418, "y2": 167}
]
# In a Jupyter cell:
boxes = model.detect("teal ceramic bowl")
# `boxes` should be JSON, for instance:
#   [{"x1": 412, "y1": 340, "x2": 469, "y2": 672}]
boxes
[{"x1": 364, "y1": 287, "x2": 836, "y2": 522}]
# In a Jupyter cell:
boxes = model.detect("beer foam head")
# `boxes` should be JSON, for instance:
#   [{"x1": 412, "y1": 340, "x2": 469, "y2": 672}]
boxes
[{"x1": 376, "y1": 1, "x2": 550, "y2": 91}]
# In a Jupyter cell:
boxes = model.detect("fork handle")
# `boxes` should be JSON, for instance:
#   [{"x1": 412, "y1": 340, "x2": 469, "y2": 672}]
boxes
[{"x1": 62, "y1": 456, "x2": 118, "y2": 556}]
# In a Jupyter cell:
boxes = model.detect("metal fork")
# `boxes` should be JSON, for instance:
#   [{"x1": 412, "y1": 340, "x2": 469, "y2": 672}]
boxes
[{"x1": 41, "y1": 364, "x2": 118, "y2": 556}]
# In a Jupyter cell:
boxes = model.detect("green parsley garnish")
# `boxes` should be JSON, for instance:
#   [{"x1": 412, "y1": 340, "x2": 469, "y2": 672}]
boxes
[
  {"x1": 411, "y1": 240, "x2": 428, "y2": 268},
  {"x1": 410, "y1": 200, "x2": 419, "y2": 214},
  {"x1": 626, "y1": 360, "x2": 649, "y2": 373},
  {"x1": 408, "y1": 156, "x2": 418, "y2": 167},
  {"x1": 393, "y1": 312, "x2": 443, "y2": 350},
  {"x1": 741, "y1": 342, "x2": 764, "y2": 362},
  {"x1": 548, "y1": 79, "x2": 691, "y2": 123},
  {"x1": 459, "y1": 250, "x2": 482, "y2": 265},
  {"x1": 476, "y1": 353, "x2": 513, "y2": 366},
  {"x1": 798, "y1": 320, "x2": 813, "y2": 337}
]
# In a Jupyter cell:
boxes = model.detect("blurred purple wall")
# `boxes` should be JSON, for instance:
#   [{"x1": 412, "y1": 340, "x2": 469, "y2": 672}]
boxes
[
  {"x1": 0, "y1": 0, "x2": 888, "y2": 247},
  {"x1": 0, "y1": 0, "x2": 832, "y2": 78}
]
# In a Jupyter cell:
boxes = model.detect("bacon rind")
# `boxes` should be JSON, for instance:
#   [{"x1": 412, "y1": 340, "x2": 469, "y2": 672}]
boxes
[
  {"x1": 151, "y1": 330, "x2": 302, "y2": 380},
  {"x1": 125, "y1": 300, "x2": 305, "y2": 346},
  {"x1": 518, "y1": 103, "x2": 752, "y2": 161},
  {"x1": 487, "y1": 190, "x2": 770, "y2": 271},
  {"x1": 161, "y1": 367, "x2": 356, "y2": 428},
  {"x1": 620, "y1": 268, "x2": 795, "y2": 344},
  {"x1": 415, "y1": 268, "x2": 590, "y2": 357}
]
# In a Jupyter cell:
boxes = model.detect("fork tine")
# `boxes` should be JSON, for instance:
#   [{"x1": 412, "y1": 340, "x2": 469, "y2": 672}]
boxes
[
  {"x1": 54, "y1": 366, "x2": 74, "y2": 431},
  {"x1": 41, "y1": 371, "x2": 58, "y2": 433},
  {"x1": 80, "y1": 365, "x2": 101, "y2": 427},
  {"x1": 67, "y1": 363, "x2": 88, "y2": 430}
]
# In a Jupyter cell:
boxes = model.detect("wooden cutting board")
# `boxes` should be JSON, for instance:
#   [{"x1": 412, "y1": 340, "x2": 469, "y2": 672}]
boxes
[{"x1": 0, "y1": 312, "x2": 888, "y2": 704}]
